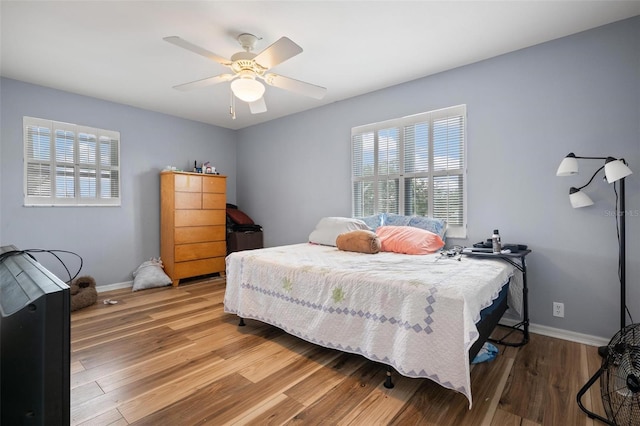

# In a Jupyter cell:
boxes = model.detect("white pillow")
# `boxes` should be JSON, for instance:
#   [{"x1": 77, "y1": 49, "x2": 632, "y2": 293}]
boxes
[
  {"x1": 308, "y1": 217, "x2": 370, "y2": 246},
  {"x1": 132, "y1": 258, "x2": 172, "y2": 291}
]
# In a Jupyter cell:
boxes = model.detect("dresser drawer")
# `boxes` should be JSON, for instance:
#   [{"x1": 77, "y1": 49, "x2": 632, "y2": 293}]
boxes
[
  {"x1": 203, "y1": 193, "x2": 225, "y2": 209},
  {"x1": 175, "y1": 192, "x2": 201, "y2": 209},
  {"x1": 174, "y1": 174, "x2": 202, "y2": 192},
  {"x1": 175, "y1": 225, "x2": 226, "y2": 244},
  {"x1": 175, "y1": 210, "x2": 226, "y2": 227},
  {"x1": 202, "y1": 176, "x2": 225, "y2": 193},
  {"x1": 174, "y1": 257, "x2": 226, "y2": 278},
  {"x1": 175, "y1": 241, "x2": 226, "y2": 262}
]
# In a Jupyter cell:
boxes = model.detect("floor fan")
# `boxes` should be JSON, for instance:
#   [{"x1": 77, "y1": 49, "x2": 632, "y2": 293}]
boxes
[
  {"x1": 577, "y1": 323, "x2": 640, "y2": 425},
  {"x1": 600, "y1": 324, "x2": 640, "y2": 425}
]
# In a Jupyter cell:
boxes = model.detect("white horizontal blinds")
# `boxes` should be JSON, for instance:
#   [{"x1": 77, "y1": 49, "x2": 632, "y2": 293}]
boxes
[
  {"x1": 54, "y1": 123, "x2": 76, "y2": 199},
  {"x1": 377, "y1": 128, "x2": 399, "y2": 176},
  {"x1": 432, "y1": 111, "x2": 465, "y2": 226},
  {"x1": 78, "y1": 131, "x2": 97, "y2": 198},
  {"x1": 351, "y1": 105, "x2": 466, "y2": 237},
  {"x1": 25, "y1": 120, "x2": 52, "y2": 197},
  {"x1": 404, "y1": 176, "x2": 429, "y2": 215},
  {"x1": 352, "y1": 132, "x2": 375, "y2": 179},
  {"x1": 434, "y1": 175, "x2": 464, "y2": 225},
  {"x1": 23, "y1": 116, "x2": 121, "y2": 206},
  {"x1": 377, "y1": 127, "x2": 400, "y2": 214},
  {"x1": 378, "y1": 178, "x2": 399, "y2": 214},
  {"x1": 99, "y1": 134, "x2": 120, "y2": 199},
  {"x1": 403, "y1": 121, "x2": 429, "y2": 216},
  {"x1": 351, "y1": 131, "x2": 376, "y2": 216}
]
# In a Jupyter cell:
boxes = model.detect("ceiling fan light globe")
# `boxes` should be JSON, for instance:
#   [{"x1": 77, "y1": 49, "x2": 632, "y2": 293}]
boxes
[{"x1": 231, "y1": 78, "x2": 265, "y2": 103}]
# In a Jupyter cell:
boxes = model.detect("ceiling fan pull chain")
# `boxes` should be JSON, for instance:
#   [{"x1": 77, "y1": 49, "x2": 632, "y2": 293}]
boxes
[{"x1": 229, "y1": 87, "x2": 236, "y2": 120}]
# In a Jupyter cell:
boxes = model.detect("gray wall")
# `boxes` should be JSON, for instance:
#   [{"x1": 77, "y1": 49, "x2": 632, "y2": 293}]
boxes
[
  {"x1": 236, "y1": 17, "x2": 639, "y2": 339},
  {"x1": 0, "y1": 78, "x2": 237, "y2": 286}
]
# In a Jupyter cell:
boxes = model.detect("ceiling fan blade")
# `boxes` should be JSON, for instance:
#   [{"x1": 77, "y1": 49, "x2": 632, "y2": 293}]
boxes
[
  {"x1": 253, "y1": 37, "x2": 303, "y2": 69},
  {"x1": 249, "y1": 97, "x2": 267, "y2": 114},
  {"x1": 264, "y1": 74, "x2": 327, "y2": 100},
  {"x1": 163, "y1": 36, "x2": 231, "y2": 66},
  {"x1": 173, "y1": 74, "x2": 234, "y2": 91}
]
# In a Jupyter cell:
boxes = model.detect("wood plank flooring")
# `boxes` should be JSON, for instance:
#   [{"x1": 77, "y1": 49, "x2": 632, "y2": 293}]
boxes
[{"x1": 70, "y1": 277, "x2": 608, "y2": 425}]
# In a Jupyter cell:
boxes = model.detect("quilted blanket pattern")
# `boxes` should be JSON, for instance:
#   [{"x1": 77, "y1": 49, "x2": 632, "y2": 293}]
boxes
[{"x1": 224, "y1": 243, "x2": 517, "y2": 406}]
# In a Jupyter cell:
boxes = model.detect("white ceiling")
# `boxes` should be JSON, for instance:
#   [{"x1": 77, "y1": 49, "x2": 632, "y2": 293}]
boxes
[{"x1": 1, "y1": 1, "x2": 639, "y2": 130}]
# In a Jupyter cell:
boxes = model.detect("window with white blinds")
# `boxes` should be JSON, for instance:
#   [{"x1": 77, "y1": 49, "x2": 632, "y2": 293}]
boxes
[
  {"x1": 351, "y1": 105, "x2": 466, "y2": 238},
  {"x1": 23, "y1": 116, "x2": 121, "y2": 206}
]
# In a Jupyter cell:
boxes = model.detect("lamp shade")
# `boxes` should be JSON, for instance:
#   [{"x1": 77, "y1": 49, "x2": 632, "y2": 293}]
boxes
[
  {"x1": 230, "y1": 78, "x2": 265, "y2": 103},
  {"x1": 604, "y1": 157, "x2": 632, "y2": 183},
  {"x1": 569, "y1": 187, "x2": 594, "y2": 208},
  {"x1": 556, "y1": 153, "x2": 579, "y2": 176}
]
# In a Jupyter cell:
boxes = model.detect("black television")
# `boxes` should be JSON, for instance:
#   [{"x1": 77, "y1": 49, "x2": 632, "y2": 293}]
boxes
[{"x1": 0, "y1": 246, "x2": 70, "y2": 425}]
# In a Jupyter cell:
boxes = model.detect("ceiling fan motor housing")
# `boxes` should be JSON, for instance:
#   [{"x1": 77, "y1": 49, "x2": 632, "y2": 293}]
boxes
[{"x1": 230, "y1": 52, "x2": 265, "y2": 76}]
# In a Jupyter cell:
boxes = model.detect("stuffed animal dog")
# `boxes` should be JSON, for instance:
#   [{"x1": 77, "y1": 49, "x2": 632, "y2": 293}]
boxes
[{"x1": 70, "y1": 275, "x2": 97, "y2": 311}]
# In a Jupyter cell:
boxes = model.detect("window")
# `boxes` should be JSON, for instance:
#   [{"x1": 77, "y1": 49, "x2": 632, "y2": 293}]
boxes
[
  {"x1": 23, "y1": 116, "x2": 121, "y2": 206},
  {"x1": 351, "y1": 105, "x2": 466, "y2": 238}
]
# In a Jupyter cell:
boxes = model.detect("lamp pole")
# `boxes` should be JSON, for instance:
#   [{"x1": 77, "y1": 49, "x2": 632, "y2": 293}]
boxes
[{"x1": 619, "y1": 177, "x2": 626, "y2": 330}]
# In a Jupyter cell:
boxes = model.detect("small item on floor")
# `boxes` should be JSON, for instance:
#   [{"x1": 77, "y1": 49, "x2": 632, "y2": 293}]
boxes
[
  {"x1": 103, "y1": 299, "x2": 118, "y2": 305},
  {"x1": 472, "y1": 342, "x2": 498, "y2": 364}
]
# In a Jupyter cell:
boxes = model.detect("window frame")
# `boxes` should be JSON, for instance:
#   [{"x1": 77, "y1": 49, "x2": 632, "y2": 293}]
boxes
[
  {"x1": 351, "y1": 105, "x2": 467, "y2": 238},
  {"x1": 23, "y1": 116, "x2": 121, "y2": 207}
]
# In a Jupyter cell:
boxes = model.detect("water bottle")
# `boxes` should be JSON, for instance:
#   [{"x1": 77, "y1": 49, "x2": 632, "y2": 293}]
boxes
[{"x1": 492, "y1": 229, "x2": 501, "y2": 253}]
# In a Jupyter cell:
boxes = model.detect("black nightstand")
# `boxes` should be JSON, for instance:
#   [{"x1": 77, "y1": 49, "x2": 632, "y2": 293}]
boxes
[{"x1": 462, "y1": 248, "x2": 532, "y2": 346}]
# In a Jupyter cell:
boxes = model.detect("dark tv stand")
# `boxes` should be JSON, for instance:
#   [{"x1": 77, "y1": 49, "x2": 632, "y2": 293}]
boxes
[{"x1": 462, "y1": 248, "x2": 532, "y2": 347}]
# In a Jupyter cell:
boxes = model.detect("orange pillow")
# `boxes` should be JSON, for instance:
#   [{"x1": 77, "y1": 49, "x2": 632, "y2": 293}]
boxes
[
  {"x1": 336, "y1": 230, "x2": 381, "y2": 254},
  {"x1": 376, "y1": 226, "x2": 444, "y2": 255}
]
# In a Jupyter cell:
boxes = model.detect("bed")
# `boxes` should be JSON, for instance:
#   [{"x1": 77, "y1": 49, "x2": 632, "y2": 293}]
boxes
[{"x1": 223, "y1": 241, "x2": 522, "y2": 407}]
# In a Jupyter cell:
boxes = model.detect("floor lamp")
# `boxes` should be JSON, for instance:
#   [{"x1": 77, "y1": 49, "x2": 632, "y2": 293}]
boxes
[{"x1": 556, "y1": 152, "x2": 633, "y2": 424}]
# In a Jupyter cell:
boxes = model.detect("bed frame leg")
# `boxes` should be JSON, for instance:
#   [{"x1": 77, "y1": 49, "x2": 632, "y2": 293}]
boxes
[
  {"x1": 384, "y1": 366, "x2": 395, "y2": 389},
  {"x1": 238, "y1": 317, "x2": 246, "y2": 326}
]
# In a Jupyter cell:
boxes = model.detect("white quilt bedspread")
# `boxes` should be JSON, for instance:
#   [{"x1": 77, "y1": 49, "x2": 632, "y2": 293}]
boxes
[{"x1": 224, "y1": 243, "x2": 518, "y2": 406}]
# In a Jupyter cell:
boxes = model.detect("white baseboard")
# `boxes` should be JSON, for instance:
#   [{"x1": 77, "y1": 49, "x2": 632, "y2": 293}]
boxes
[
  {"x1": 96, "y1": 280, "x2": 133, "y2": 293},
  {"x1": 500, "y1": 317, "x2": 610, "y2": 347}
]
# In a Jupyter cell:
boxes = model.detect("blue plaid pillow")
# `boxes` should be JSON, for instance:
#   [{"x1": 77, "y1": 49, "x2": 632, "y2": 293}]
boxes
[
  {"x1": 380, "y1": 213, "x2": 447, "y2": 240},
  {"x1": 407, "y1": 216, "x2": 447, "y2": 239},
  {"x1": 381, "y1": 213, "x2": 411, "y2": 227},
  {"x1": 355, "y1": 214, "x2": 383, "y2": 230}
]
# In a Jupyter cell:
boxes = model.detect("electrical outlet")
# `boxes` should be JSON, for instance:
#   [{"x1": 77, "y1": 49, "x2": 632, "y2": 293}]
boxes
[{"x1": 553, "y1": 302, "x2": 564, "y2": 318}]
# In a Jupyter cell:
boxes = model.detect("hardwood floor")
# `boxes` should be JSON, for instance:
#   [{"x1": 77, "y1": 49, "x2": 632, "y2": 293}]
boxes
[{"x1": 70, "y1": 277, "x2": 607, "y2": 425}]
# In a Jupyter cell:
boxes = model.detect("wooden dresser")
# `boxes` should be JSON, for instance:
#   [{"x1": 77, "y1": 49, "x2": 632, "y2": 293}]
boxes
[{"x1": 160, "y1": 171, "x2": 227, "y2": 286}]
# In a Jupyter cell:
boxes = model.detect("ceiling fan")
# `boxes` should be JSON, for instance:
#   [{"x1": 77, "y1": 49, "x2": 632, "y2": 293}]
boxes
[{"x1": 164, "y1": 33, "x2": 327, "y2": 116}]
